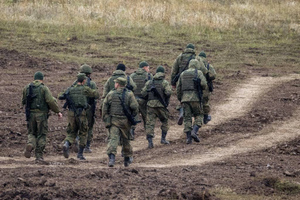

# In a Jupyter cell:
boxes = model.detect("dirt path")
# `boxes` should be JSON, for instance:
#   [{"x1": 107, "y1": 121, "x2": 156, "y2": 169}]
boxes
[{"x1": 0, "y1": 74, "x2": 299, "y2": 169}]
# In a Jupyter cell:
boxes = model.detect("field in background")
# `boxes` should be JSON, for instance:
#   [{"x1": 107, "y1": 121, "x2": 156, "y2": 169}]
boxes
[{"x1": 0, "y1": 0, "x2": 299, "y2": 75}]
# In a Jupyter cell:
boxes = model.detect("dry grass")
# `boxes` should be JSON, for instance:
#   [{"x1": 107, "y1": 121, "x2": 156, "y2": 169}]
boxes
[{"x1": 1, "y1": 0, "x2": 299, "y2": 34}]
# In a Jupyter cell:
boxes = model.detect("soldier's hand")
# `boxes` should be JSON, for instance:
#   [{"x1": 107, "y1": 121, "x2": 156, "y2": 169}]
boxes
[{"x1": 58, "y1": 112, "x2": 63, "y2": 118}]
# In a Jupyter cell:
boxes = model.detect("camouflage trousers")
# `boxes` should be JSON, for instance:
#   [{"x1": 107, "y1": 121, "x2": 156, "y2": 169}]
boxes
[
  {"x1": 27, "y1": 112, "x2": 48, "y2": 159},
  {"x1": 182, "y1": 101, "x2": 204, "y2": 132},
  {"x1": 136, "y1": 97, "x2": 147, "y2": 129},
  {"x1": 146, "y1": 106, "x2": 169, "y2": 138},
  {"x1": 64, "y1": 110, "x2": 88, "y2": 148},
  {"x1": 107, "y1": 117, "x2": 132, "y2": 157},
  {"x1": 203, "y1": 93, "x2": 211, "y2": 115},
  {"x1": 86, "y1": 107, "x2": 95, "y2": 143}
]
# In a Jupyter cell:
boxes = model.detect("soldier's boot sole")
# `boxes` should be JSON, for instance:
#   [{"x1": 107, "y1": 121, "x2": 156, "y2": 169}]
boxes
[
  {"x1": 24, "y1": 144, "x2": 33, "y2": 158},
  {"x1": 63, "y1": 145, "x2": 69, "y2": 159},
  {"x1": 161, "y1": 139, "x2": 170, "y2": 145},
  {"x1": 191, "y1": 132, "x2": 200, "y2": 143},
  {"x1": 108, "y1": 160, "x2": 115, "y2": 167},
  {"x1": 177, "y1": 116, "x2": 183, "y2": 125},
  {"x1": 84, "y1": 148, "x2": 92, "y2": 153},
  {"x1": 73, "y1": 143, "x2": 79, "y2": 153}
]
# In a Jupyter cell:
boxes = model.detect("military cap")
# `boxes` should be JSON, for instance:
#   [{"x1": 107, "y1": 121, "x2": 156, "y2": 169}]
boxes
[
  {"x1": 186, "y1": 43, "x2": 195, "y2": 49},
  {"x1": 114, "y1": 77, "x2": 127, "y2": 86},
  {"x1": 80, "y1": 64, "x2": 92, "y2": 74},
  {"x1": 34, "y1": 71, "x2": 44, "y2": 80},
  {"x1": 139, "y1": 61, "x2": 149, "y2": 68},
  {"x1": 77, "y1": 73, "x2": 87, "y2": 82},
  {"x1": 116, "y1": 63, "x2": 126, "y2": 71},
  {"x1": 156, "y1": 66, "x2": 165, "y2": 73},
  {"x1": 199, "y1": 51, "x2": 206, "y2": 58}
]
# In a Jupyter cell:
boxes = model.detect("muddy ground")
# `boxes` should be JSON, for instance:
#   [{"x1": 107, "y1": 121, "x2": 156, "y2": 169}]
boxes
[{"x1": 0, "y1": 46, "x2": 300, "y2": 200}]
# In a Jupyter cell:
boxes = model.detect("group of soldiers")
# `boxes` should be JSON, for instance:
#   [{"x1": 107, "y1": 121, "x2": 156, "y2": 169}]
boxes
[{"x1": 21, "y1": 43, "x2": 216, "y2": 167}]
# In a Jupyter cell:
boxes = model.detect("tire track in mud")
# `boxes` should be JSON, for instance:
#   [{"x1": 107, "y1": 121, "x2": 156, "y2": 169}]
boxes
[{"x1": 0, "y1": 74, "x2": 299, "y2": 169}]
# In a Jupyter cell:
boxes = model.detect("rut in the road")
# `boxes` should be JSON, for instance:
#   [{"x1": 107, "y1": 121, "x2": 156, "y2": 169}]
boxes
[{"x1": 0, "y1": 74, "x2": 299, "y2": 169}]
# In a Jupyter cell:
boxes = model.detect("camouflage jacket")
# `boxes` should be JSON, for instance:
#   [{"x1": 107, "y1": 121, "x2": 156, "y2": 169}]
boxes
[
  {"x1": 171, "y1": 48, "x2": 196, "y2": 86},
  {"x1": 176, "y1": 59, "x2": 208, "y2": 102},
  {"x1": 141, "y1": 72, "x2": 172, "y2": 108},
  {"x1": 102, "y1": 70, "x2": 136, "y2": 99},
  {"x1": 22, "y1": 80, "x2": 60, "y2": 113}
]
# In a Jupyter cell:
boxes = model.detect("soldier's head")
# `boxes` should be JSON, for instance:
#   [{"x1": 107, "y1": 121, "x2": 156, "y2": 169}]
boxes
[
  {"x1": 199, "y1": 51, "x2": 206, "y2": 58},
  {"x1": 34, "y1": 71, "x2": 44, "y2": 81},
  {"x1": 80, "y1": 64, "x2": 92, "y2": 77},
  {"x1": 156, "y1": 66, "x2": 165, "y2": 74},
  {"x1": 139, "y1": 61, "x2": 150, "y2": 72},
  {"x1": 116, "y1": 63, "x2": 126, "y2": 71},
  {"x1": 77, "y1": 73, "x2": 87, "y2": 84},
  {"x1": 186, "y1": 43, "x2": 195, "y2": 50},
  {"x1": 114, "y1": 77, "x2": 127, "y2": 89}
]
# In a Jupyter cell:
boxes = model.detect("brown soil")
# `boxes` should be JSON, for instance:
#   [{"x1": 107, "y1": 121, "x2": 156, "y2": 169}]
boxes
[{"x1": 0, "y1": 48, "x2": 300, "y2": 200}]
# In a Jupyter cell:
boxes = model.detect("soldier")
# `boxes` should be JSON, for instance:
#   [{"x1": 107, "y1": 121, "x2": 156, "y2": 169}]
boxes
[
  {"x1": 59, "y1": 73, "x2": 99, "y2": 160},
  {"x1": 176, "y1": 59, "x2": 208, "y2": 144},
  {"x1": 22, "y1": 71, "x2": 62, "y2": 161},
  {"x1": 101, "y1": 63, "x2": 136, "y2": 99},
  {"x1": 101, "y1": 63, "x2": 137, "y2": 140},
  {"x1": 171, "y1": 43, "x2": 196, "y2": 125},
  {"x1": 130, "y1": 61, "x2": 153, "y2": 129},
  {"x1": 76, "y1": 64, "x2": 98, "y2": 153},
  {"x1": 141, "y1": 66, "x2": 172, "y2": 148},
  {"x1": 196, "y1": 51, "x2": 217, "y2": 124},
  {"x1": 102, "y1": 77, "x2": 139, "y2": 167}
]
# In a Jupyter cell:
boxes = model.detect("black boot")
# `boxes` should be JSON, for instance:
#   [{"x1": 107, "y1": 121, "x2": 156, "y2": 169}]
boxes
[
  {"x1": 77, "y1": 146, "x2": 86, "y2": 160},
  {"x1": 191, "y1": 125, "x2": 200, "y2": 143},
  {"x1": 130, "y1": 128, "x2": 135, "y2": 140},
  {"x1": 84, "y1": 140, "x2": 92, "y2": 153},
  {"x1": 177, "y1": 108, "x2": 184, "y2": 125},
  {"x1": 186, "y1": 132, "x2": 192, "y2": 144},
  {"x1": 63, "y1": 141, "x2": 70, "y2": 158},
  {"x1": 161, "y1": 131, "x2": 170, "y2": 144},
  {"x1": 204, "y1": 114, "x2": 211, "y2": 124},
  {"x1": 108, "y1": 154, "x2": 115, "y2": 167},
  {"x1": 147, "y1": 136, "x2": 154, "y2": 149},
  {"x1": 124, "y1": 157, "x2": 130, "y2": 167}
]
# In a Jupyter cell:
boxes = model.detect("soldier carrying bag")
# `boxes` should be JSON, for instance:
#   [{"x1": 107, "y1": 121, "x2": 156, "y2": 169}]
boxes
[{"x1": 25, "y1": 83, "x2": 37, "y2": 122}]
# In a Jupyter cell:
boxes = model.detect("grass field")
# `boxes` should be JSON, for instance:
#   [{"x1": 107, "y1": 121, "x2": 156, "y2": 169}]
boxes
[{"x1": 0, "y1": 0, "x2": 299, "y2": 75}]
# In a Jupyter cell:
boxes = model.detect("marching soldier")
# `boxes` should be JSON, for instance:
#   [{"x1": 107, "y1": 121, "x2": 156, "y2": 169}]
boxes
[
  {"x1": 22, "y1": 71, "x2": 62, "y2": 161},
  {"x1": 141, "y1": 66, "x2": 172, "y2": 148},
  {"x1": 176, "y1": 59, "x2": 208, "y2": 144},
  {"x1": 59, "y1": 73, "x2": 99, "y2": 160},
  {"x1": 130, "y1": 61, "x2": 153, "y2": 129},
  {"x1": 196, "y1": 51, "x2": 217, "y2": 124},
  {"x1": 102, "y1": 77, "x2": 139, "y2": 167},
  {"x1": 171, "y1": 44, "x2": 197, "y2": 125},
  {"x1": 76, "y1": 64, "x2": 98, "y2": 153}
]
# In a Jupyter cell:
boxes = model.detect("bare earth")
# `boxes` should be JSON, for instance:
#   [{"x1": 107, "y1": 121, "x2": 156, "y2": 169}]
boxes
[{"x1": 0, "y1": 48, "x2": 299, "y2": 199}]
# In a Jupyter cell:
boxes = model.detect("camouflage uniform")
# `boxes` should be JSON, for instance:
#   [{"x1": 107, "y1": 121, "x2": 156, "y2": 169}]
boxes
[
  {"x1": 22, "y1": 73, "x2": 61, "y2": 160},
  {"x1": 102, "y1": 77, "x2": 139, "y2": 167},
  {"x1": 130, "y1": 65, "x2": 153, "y2": 128},
  {"x1": 171, "y1": 44, "x2": 196, "y2": 125},
  {"x1": 72, "y1": 64, "x2": 99, "y2": 152},
  {"x1": 102, "y1": 70, "x2": 136, "y2": 99},
  {"x1": 59, "y1": 73, "x2": 99, "y2": 160},
  {"x1": 176, "y1": 59, "x2": 208, "y2": 144},
  {"x1": 141, "y1": 67, "x2": 172, "y2": 148},
  {"x1": 196, "y1": 52, "x2": 217, "y2": 124}
]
